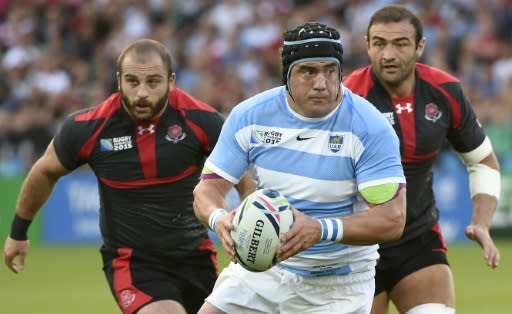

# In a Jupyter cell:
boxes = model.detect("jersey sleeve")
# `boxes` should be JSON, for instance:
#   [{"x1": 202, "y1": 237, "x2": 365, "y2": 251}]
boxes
[
  {"x1": 203, "y1": 106, "x2": 250, "y2": 184},
  {"x1": 53, "y1": 110, "x2": 96, "y2": 170},
  {"x1": 353, "y1": 99, "x2": 405, "y2": 190},
  {"x1": 186, "y1": 109, "x2": 225, "y2": 155},
  {"x1": 444, "y1": 82, "x2": 486, "y2": 153}
]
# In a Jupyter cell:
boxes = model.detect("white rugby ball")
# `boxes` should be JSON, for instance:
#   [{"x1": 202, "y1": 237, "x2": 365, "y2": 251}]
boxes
[{"x1": 231, "y1": 188, "x2": 294, "y2": 272}]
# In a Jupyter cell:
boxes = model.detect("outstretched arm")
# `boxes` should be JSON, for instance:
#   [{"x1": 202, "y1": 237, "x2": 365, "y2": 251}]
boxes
[{"x1": 4, "y1": 140, "x2": 71, "y2": 273}]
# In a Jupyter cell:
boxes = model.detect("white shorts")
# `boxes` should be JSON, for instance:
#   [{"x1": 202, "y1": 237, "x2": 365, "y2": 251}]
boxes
[{"x1": 205, "y1": 262, "x2": 375, "y2": 314}]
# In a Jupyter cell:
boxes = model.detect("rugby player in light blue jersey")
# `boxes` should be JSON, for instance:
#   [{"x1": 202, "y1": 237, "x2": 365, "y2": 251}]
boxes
[{"x1": 193, "y1": 22, "x2": 406, "y2": 314}]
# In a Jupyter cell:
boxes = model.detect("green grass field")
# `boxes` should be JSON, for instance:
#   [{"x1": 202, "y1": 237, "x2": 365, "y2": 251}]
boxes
[{"x1": 1, "y1": 241, "x2": 510, "y2": 313}]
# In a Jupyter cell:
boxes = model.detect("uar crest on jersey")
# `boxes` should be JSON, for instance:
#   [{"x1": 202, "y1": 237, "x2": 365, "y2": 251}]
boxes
[{"x1": 328, "y1": 135, "x2": 344, "y2": 153}]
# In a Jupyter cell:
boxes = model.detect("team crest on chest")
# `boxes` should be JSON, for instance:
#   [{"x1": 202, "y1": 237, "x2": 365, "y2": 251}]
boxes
[
  {"x1": 328, "y1": 135, "x2": 344, "y2": 153},
  {"x1": 424, "y1": 103, "x2": 442, "y2": 122},
  {"x1": 165, "y1": 124, "x2": 187, "y2": 143}
]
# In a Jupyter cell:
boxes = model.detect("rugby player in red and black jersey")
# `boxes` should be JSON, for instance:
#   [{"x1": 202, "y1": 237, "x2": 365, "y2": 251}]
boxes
[
  {"x1": 344, "y1": 5, "x2": 501, "y2": 314},
  {"x1": 3, "y1": 39, "x2": 255, "y2": 314}
]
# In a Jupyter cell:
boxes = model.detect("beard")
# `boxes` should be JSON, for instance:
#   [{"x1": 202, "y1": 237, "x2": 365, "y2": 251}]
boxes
[
  {"x1": 120, "y1": 87, "x2": 169, "y2": 121},
  {"x1": 375, "y1": 58, "x2": 416, "y2": 87}
]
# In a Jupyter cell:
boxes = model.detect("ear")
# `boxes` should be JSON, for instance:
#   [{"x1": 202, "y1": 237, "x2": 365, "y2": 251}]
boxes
[
  {"x1": 168, "y1": 72, "x2": 176, "y2": 89},
  {"x1": 116, "y1": 71, "x2": 121, "y2": 90},
  {"x1": 365, "y1": 35, "x2": 371, "y2": 55},
  {"x1": 416, "y1": 37, "x2": 426, "y2": 58}
]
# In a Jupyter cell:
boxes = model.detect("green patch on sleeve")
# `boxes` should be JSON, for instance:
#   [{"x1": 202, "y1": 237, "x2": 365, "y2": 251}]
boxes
[
  {"x1": 201, "y1": 166, "x2": 214, "y2": 174},
  {"x1": 360, "y1": 183, "x2": 399, "y2": 204}
]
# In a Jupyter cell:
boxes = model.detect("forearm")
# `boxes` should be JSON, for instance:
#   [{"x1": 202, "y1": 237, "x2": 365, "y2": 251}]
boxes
[
  {"x1": 15, "y1": 161, "x2": 60, "y2": 220},
  {"x1": 193, "y1": 179, "x2": 232, "y2": 227},
  {"x1": 341, "y1": 188, "x2": 406, "y2": 245},
  {"x1": 234, "y1": 172, "x2": 256, "y2": 201},
  {"x1": 471, "y1": 194, "x2": 498, "y2": 229}
]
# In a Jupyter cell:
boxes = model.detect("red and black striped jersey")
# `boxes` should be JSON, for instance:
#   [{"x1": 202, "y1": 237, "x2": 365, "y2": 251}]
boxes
[
  {"x1": 344, "y1": 63, "x2": 486, "y2": 246},
  {"x1": 53, "y1": 88, "x2": 224, "y2": 257}
]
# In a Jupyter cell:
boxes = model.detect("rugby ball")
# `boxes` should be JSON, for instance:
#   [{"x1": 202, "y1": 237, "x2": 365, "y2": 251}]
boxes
[{"x1": 231, "y1": 188, "x2": 294, "y2": 272}]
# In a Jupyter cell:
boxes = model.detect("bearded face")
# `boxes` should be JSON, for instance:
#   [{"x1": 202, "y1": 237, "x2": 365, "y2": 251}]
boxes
[{"x1": 118, "y1": 51, "x2": 175, "y2": 121}]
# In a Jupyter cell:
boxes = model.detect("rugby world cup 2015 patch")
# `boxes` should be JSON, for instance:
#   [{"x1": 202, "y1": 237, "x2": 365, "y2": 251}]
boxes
[{"x1": 100, "y1": 136, "x2": 133, "y2": 152}]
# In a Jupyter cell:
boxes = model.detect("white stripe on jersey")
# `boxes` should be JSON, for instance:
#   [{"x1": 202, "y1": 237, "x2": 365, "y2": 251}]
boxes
[
  {"x1": 236, "y1": 125, "x2": 365, "y2": 161},
  {"x1": 252, "y1": 167, "x2": 356, "y2": 204}
]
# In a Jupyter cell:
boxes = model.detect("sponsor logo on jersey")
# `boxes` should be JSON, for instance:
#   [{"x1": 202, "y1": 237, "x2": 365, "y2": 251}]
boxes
[
  {"x1": 382, "y1": 112, "x2": 395, "y2": 125},
  {"x1": 296, "y1": 135, "x2": 314, "y2": 141},
  {"x1": 395, "y1": 102, "x2": 413, "y2": 114},
  {"x1": 424, "y1": 102, "x2": 442, "y2": 122},
  {"x1": 165, "y1": 124, "x2": 186, "y2": 143},
  {"x1": 137, "y1": 124, "x2": 155, "y2": 135},
  {"x1": 254, "y1": 129, "x2": 282, "y2": 144},
  {"x1": 328, "y1": 135, "x2": 344, "y2": 153},
  {"x1": 99, "y1": 136, "x2": 133, "y2": 152}
]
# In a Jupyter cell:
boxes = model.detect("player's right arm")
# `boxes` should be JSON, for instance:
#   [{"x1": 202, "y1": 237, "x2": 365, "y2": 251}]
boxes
[
  {"x1": 193, "y1": 174, "x2": 237, "y2": 260},
  {"x1": 3, "y1": 140, "x2": 71, "y2": 273}
]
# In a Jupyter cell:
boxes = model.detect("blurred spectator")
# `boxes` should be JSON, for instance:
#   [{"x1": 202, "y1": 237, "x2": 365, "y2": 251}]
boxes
[
  {"x1": 484, "y1": 78, "x2": 512, "y2": 171},
  {"x1": 0, "y1": 0, "x2": 511, "y2": 177}
]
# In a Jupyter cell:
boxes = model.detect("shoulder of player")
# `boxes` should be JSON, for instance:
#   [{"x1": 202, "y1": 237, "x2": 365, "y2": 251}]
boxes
[
  {"x1": 342, "y1": 88, "x2": 391, "y2": 135},
  {"x1": 168, "y1": 87, "x2": 226, "y2": 127},
  {"x1": 57, "y1": 93, "x2": 123, "y2": 139},
  {"x1": 343, "y1": 65, "x2": 373, "y2": 92},
  {"x1": 228, "y1": 86, "x2": 285, "y2": 119},
  {"x1": 416, "y1": 63, "x2": 460, "y2": 85},
  {"x1": 169, "y1": 87, "x2": 218, "y2": 113},
  {"x1": 344, "y1": 65, "x2": 371, "y2": 81},
  {"x1": 66, "y1": 92, "x2": 122, "y2": 123}
]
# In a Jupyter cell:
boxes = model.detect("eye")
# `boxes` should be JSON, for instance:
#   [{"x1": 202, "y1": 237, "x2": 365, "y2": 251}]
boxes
[
  {"x1": 301, "y1": 68, "x2": 313, "y2": 76},
  {"x1": 126, "y1": 78, "x2": 139, "y2": 86}
]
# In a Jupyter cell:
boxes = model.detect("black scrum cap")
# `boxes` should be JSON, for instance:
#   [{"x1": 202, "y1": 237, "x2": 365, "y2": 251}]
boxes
[{"x1": 281, "y1": 22, "x2": 344, "y2": 89}]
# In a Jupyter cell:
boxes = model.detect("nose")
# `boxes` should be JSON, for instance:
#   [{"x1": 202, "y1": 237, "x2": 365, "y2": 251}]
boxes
[
  {"x1": 313, "y1": 73, "x2": 328, "y2": 90},
  {"x1": 136, "y1": 83, "x2": 149, "y2": 98},
  {"x1": 381, "y1": 44, "x2": 396, "y2": 61}
]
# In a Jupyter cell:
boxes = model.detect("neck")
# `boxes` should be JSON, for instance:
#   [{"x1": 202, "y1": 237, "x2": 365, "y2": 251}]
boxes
[{"x1": 382, "y1": 73, "x2": 415, "y2": 98}]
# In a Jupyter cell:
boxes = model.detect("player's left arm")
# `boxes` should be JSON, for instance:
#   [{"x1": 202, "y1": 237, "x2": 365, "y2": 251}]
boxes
[
  {"x1": 447, "y1": 82, "x2": 501, "y2": 268},
  {"x1": 458, "y1": 137, "x2": 501, "y2": 268},
  {"x1": 277, "y1": 183, "x2": 406, "y2": 262}
]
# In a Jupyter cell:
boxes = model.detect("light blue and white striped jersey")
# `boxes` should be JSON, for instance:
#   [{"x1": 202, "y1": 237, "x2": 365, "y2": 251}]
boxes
[{"x1": 205, "y1": 85, "x2": 405, "y2": 276}]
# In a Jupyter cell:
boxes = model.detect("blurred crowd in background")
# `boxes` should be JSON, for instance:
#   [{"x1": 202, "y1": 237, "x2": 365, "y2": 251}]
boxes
[{"x1": 0, "y1": 0, "x2": 512, "y2": 176}]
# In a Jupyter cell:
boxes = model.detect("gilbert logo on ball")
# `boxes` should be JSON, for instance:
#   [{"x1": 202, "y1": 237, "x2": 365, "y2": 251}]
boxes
[{"x1": 231, "y1": 188, "x2": 294, "y2": 272}]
